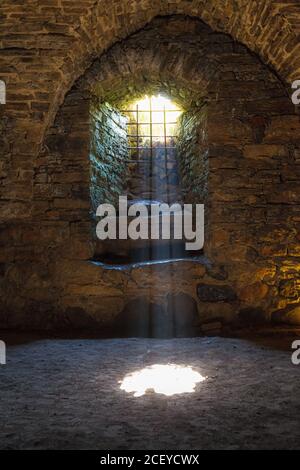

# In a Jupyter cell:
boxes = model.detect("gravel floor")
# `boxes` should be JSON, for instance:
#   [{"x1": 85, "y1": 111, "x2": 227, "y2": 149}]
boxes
[{"x1": 0, "y1": 336, "x2": 299, "y2": 450}]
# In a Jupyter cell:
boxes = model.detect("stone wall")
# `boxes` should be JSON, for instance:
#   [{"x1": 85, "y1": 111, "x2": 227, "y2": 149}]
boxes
[
  {"x1": 0, "y1": 13, "x2": 300, "y2": 330},
  {"x1": 1, "y1": 0, "x2": 299, "y2": 221},
  {"x1": 177, "y1": 106, "x2": 209, "y2": 204},
  {"x1": 90, "y1": 101, "x2": 128, "y2": 211},
  {"x1": 205, "y1": 49, "x2": 300, "y2": 318}
]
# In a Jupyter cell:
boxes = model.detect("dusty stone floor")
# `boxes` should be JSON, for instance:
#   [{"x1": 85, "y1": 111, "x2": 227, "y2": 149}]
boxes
[{"x1": 0, "y1": 335, "x2": 299, "y2": 450}]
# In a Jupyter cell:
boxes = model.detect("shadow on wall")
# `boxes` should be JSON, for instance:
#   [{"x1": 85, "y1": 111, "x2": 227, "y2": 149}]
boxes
[{"x1": 114, "y1": 294, "x2": 199, "y2": 338}]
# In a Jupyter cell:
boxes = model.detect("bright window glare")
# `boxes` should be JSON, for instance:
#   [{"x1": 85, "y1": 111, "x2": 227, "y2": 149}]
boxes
[
  {"x1": 132, "y1": 95, "x2": 182, "y2": 123},
  {"x1": 120, "y1": 364, "x2": 206, "y2": 397},
  {"x1": 135, "y1": 95, "x2": 180, "y2": 111}
]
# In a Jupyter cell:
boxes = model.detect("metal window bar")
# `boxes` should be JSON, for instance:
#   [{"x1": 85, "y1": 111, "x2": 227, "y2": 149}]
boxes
[
  {"x1": 163, "y1": 105, "x2": 167, "y2": 176},
  {"x1": 122, "y1": 109, "x2": 179, "y2": 113},
  {"x1": 126, "y1": 136, "x2": 177, "y2": 138},
  {"x1": 128, "y1": 146, "x2": 177, "y2": 148},
  {"x1": 122, "y1": 100, "x2": 179, "y2": 161},
  {"x1": 126, "y1": 122, "x2": 177, "y2": 125},
  {"x1": 149, "y1": 97, "x2": 153, "y2": 160},
  {"x1": 136, "y1": 103, "x2": 139, "y2": 160}
]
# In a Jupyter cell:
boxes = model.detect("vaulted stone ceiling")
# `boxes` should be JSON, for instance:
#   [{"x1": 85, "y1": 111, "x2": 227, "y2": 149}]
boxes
[
  {"x1": 80, "y1": 17, "x2": 221, "y2": 109},
  {"x1": 1, "y1": 0, "x2": 299, "y2": 127}
]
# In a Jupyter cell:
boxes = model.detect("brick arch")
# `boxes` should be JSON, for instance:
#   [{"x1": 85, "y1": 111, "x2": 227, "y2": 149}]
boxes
[
  {"x1": 68, "y1": 0, "x2": 300, "y2": 82},
  {"x1": 35, "y1": 15, "x2": 225, "y2": 231},
  {"x1": 1, "y1": 1, "x2": 299, "y2": 217},
  {"x1": 45, "y1": 0, "x2": 299, "y2": 133},
  {"x1": 78, "y1": 16, "x2": 221, "y2": 109},
  {"x1": 1, "y1": 1, "x2": 299, "y2": 132}
]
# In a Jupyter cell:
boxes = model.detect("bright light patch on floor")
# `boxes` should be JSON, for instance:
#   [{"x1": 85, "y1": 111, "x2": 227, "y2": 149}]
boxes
[{"x1": 120, "y1": 364, "x2": 206, "y2": 397}]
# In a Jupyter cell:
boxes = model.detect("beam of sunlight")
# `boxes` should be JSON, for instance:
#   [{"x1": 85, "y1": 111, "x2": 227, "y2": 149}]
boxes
[{"x1": 120, "y1": 364, "x2": 206, "y2": 397}]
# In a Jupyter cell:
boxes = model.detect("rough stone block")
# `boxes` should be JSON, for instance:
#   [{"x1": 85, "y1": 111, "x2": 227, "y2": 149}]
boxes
[
  {"x1": 272, "y1": 305, "x2": 300, "y2": 326},
  {"x1": 197, "y1": 283, "x2": 237, "y2": 302}
]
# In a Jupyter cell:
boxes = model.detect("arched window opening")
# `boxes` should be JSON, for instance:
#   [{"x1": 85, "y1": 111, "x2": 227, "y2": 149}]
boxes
[{"x1": 91, "y1": 92, "x2": 206, "y2": 264}]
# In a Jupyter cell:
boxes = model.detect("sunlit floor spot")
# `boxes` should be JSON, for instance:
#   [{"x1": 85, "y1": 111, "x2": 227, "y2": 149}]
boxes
[{"x1": 120, "y1": 364, "x2": 206, "y2": 397}]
